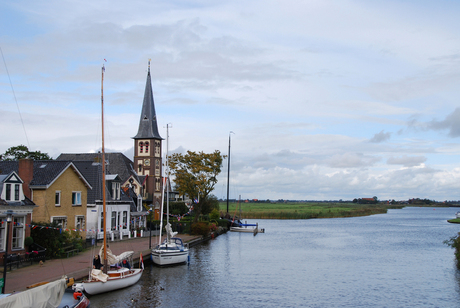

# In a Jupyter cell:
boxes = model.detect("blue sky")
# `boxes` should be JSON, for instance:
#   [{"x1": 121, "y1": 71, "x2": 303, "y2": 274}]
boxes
[{"x1": 1, "y1": 0, "x2": 460, "y2": 201}]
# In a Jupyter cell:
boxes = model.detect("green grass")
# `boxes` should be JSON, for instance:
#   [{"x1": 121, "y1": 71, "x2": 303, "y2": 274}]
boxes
[{"x1": 219, "y1": 201, "x2": 405, "y2": 219}]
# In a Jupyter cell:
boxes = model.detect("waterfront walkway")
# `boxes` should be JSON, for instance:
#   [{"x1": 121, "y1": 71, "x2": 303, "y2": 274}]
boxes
[{"x1": 3, "y1": 234, "x2": 201, "y2": 293}]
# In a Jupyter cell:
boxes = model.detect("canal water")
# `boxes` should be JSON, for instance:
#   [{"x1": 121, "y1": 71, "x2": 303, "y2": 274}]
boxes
[{"x1": 90, "y1": 207, "x2": 460, "y2": 307}]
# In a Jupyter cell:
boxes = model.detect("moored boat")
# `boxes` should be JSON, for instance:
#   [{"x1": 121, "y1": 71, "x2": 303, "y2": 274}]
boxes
[
  {"x1": 0, "y1": 278, "x2": 90, "y2": 308},
  {"x1": 151, "y1": 124, "x2": 189, "y2": 266},
  {"x1": 74, "y1": 63, "x2": 143, "y2": 295}
]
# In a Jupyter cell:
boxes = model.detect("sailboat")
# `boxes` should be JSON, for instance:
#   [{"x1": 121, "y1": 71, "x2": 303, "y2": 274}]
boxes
[
  {"x1": 226, "y1": 132, "x2": 264, "y2": 234},
  {"x1": 151, "y1": 124, "x2": 189, "y2": 266},
  {"x1": 75, "y1": 64, "x2": 143, "y2": 295}
]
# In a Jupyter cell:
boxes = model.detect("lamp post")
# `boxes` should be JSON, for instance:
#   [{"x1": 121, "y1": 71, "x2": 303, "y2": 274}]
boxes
[
  {"x1": 2, "y1": 210, "x2": 15, "y2": 294},
  {"x1": 149, "y1": 206, "x2": 153, "y2": 249}
]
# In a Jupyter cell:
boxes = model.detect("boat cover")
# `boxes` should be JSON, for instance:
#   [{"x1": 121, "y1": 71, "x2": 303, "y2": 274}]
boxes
[
  {"x1": 99, "y1": 247, "x2": 134, "y2": 265},
  {"x1": 166, "y1": 223, "x2": 178, "y2": 238},
  {"x1": 0, "y1": 278, "x2": 66, "y2": 308},
  {"x1": 91, "y1": 269, "x2": 109, "y2": 282}
]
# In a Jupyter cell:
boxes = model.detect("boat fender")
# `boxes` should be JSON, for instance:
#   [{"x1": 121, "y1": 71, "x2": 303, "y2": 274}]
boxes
[
  {"x1": 72, "y1": 283, "x2": 84, "y2": 293},
  {"x1": 73, "y1": 292, "x2": 83, "y2": 300}
]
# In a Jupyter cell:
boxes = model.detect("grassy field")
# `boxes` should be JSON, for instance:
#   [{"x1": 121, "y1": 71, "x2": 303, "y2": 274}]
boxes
[{"x1": 219, "y1": 201, "x2": 405, "y2": 219}]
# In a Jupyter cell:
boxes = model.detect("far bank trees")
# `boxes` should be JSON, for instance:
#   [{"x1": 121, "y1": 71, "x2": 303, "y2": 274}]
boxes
[
  {"x1": 168, "y1": 150, "x2": 224, "y2": 222},
  {"x1": 0, "y1": 145, "x2": 52, "y2": 161}
]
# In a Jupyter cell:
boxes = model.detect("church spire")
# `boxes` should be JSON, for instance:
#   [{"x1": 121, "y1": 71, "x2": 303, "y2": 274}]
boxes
[{"x1": 133, "y1": 60, "x2": 162, "y2": 140}]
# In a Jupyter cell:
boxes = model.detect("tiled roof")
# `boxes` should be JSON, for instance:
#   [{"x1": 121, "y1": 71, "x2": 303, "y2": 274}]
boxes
[
  {"x1": 71, "y1": 161, "x2": 103, "y2": 204},
  {"x1": 29, "y1": 160, "x2": 72, "y2": 186},
  {"x1": 132, "y1": 68, "x2": 162, "y2": 140},
  {"x1": 56, "y1": 153, "x2": 139, "y2": 184}
]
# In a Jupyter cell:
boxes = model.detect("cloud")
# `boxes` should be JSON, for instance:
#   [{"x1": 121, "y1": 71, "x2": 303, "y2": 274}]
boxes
[
  {"x1": 369, "y1": 130, "x2": 391, "y2": 143},
  {"x1": 387, "y1": 155, "x2": 427, "y2": 167},
  {"x1": 325, "y1": 152, "x2": 380, "y2": 169},
  {"x1": 427, "y1": 108, "x2": 460, "y2": 137}
]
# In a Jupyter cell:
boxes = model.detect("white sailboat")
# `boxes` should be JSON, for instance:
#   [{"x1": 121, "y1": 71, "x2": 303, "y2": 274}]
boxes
[
  {"x1": 226, "y1": 132, "x2": 264, "y2": 234},
  {"x1": 75, "y1": 64, "x2": 143, "y2": 295},
  {"x1": 151, "y1": 124, "x2": 189, "y2": 266}
]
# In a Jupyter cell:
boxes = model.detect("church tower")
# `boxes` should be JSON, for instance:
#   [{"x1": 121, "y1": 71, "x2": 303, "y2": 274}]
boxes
[{"x1": 133, "y1": 61, "x2": 163, "y2": 208}]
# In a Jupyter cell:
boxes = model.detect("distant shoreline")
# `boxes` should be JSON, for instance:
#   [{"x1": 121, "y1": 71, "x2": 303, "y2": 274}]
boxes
[{"x1": 220, "y1": 201, "x2": 459, "y2": 220}]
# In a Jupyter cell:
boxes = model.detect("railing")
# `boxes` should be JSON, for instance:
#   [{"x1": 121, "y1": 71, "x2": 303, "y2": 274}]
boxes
[{"x1": 2, "y1": 247, "x2": 47, "y2": 270}]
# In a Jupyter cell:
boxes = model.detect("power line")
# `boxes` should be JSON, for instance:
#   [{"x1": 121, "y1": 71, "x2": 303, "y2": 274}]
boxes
[{"x1": 0, "y1": 46, "x2": 30, "y2": 148}]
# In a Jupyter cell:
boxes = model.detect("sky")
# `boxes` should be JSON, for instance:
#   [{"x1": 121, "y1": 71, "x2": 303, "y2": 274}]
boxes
[{"x1": 1, "y1": 1, "x2": 460, "y2": 202}]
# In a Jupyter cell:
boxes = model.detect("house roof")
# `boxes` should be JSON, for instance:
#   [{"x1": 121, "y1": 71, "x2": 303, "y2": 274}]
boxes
[
  {"x1": 70, "y1": 161, "x2": 103, "y2": 204},
  {"x1": 0, "y1": 160, "x2": 91, "y2": 189},
  {"x1": 56, "y1": 152, "x2": 139, "y2": 184},
  {"x1": 132, "y1": 64, "x2": 162, "y2": 140}
]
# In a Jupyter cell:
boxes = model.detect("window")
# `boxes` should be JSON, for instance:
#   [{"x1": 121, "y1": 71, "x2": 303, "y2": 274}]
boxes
[
  {"x1": 155, "y1": 141, "x2": 161, "y2": 157},
  {"x1": 111, "y1": 211, "x2": 116, "y2": 230},
  {"x1": 112, "y1": 182, "x2": 120, "y2": 200},
  {"x1": 52, "y1": 216, "x2": 67, "y2": 229},
  {"x1": 12, "y1": 217, "x2": 24, "y2": 249},
  {"x1": 76, "y1": 216, "x2": 85, "y2": 231},
  {"x1": 155, "y1": 159, "x2": 160, "y2": 176},
  {"x1": 5, "y1": 184, "x2": 11, "y2": 201},
  {"x1": 145, "y1": 142, "x2": 149, "y2": 153},
  {"x1": 0, "y1": 223, "x2": 4, "y2": 251},
  {"x1": 55, "y1": 191, "x2": 61, "y2": 206},
  {"x1": 139, "y1": 142, "x2": 144, "y2": 153},
  {"x1": 123, "y1": 211, "x2": 128, "y2": 229},
  {"x1": 100, "y1": 211, "x2": 104, "y2": 232},
  {"x1": 14, "y1": 184, "x2": 20, "y2": 201},
  {"x1": 155, "y1": 178, "x2": 160, "y2": 191},
  {"x1": 72, "y1": 192, "x2": 82, "y2": 206}
]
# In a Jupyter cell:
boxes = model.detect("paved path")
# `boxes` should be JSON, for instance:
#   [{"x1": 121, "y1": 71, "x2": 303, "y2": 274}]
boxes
[{"x1": 3, "y1": 234, "x2": 200, "y2": 293}]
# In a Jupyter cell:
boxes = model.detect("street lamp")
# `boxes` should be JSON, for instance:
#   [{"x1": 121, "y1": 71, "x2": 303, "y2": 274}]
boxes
[
  {"x1": 2, "y1": 210, "x2": 16, "y2": 294},
  {"x1": 149, "y1": 206, "x2": 153, "y2": 249}
]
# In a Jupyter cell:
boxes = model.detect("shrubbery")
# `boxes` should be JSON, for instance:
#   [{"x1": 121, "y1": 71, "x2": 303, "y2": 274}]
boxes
[
  {"x1": 191, "y1": 222, "x2": 210, "y2": 236},
  {"x1": 445, "y1": 232, "x2": 460, "y2": 269},
  {"x1": 31, "y1": 221, "x2": 85, "y2": 259}
]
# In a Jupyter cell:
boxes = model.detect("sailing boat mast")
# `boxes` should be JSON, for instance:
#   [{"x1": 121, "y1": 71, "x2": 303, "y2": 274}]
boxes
[
  {"x1": 166, "y1": 124, "x2": 170, "y2": 243},
  {"x1": 101, "y1": 64, "x2": 107, "y2": 271},
  {"x1": 226, "y1": 131, "x2": 234, "y2": 214}
]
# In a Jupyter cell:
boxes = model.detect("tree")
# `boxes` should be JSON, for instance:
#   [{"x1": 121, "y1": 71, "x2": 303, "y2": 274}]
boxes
[
  {"x1": 168, "y1": 150, "x2": 224, "y2": 222},
  {"x1": 0, "y1": 145, "x2": 52, "y2": 161}
]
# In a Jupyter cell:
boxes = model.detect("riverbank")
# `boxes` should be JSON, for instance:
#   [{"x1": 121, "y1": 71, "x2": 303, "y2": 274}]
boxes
[
  {"x1": 2, "y1": 234, "x2": 203, "y2": 294},
  {"x1": 221, "y1": 201, "x2": 405, "y2": 219}
]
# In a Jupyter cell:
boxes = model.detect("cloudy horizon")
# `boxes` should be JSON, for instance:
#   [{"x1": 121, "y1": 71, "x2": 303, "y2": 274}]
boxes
[{"x1": 1, "y1": 1, "x2": 460, "y2": 201}]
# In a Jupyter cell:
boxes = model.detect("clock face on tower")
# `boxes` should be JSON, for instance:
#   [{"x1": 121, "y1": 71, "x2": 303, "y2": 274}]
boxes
[{"x1": 144, "y1": 159, "x2": 151, "y2": 166}]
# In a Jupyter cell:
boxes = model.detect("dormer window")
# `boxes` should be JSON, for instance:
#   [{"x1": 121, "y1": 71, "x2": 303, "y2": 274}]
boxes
[
  {"x1": 112, "y1": 182, "x2": 121, "y2": 200},
  {"x1": 14, "y1": 184, "x2": 19, "y2": 201},
  {"x1": 5, "y1": 184, "x2": 11, "y2": 201},
  {"x1": 1, "y1": 172, "x2": 24, "y2": 202}
]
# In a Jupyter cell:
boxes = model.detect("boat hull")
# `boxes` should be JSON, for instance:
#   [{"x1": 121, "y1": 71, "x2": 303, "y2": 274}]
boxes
[
  {"x1": 151, "y1": 249, "x2": 189, "y2": 266},
  {"x1": 230, "y1": 226, "x2": 257, "y2": 233},
  {"x1": 81, "y1": 268, "x2": 143, "y2": 295}
]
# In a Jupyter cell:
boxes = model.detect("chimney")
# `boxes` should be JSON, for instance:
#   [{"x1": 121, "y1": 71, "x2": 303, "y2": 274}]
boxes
[{"x1": 18, "y1": 158, "x2": 33, "y2": 199}]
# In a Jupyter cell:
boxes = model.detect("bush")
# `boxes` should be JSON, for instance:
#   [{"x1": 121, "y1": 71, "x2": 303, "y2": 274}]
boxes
[
  {"x1": 191, "y1": 222, "x2": 210, "y2": 236},
  {"x1": 201, "y1": 195, "x2": 220, "y2": 215},
  {"x1": 24, "y1": 236, "x2": 34, "y2": 246},
  {"x1": 209, "y1": 209, "x2": 220, "y2": 220},
  {"x1": 31, "y1": 221, "x2": 85, "y2": 259},
  {"x1": 170, "y1": 201, "x2": 189, "y2": 216},
  {"x1": 445, "y1": 232, "x2": 460, "y2": 269}
]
